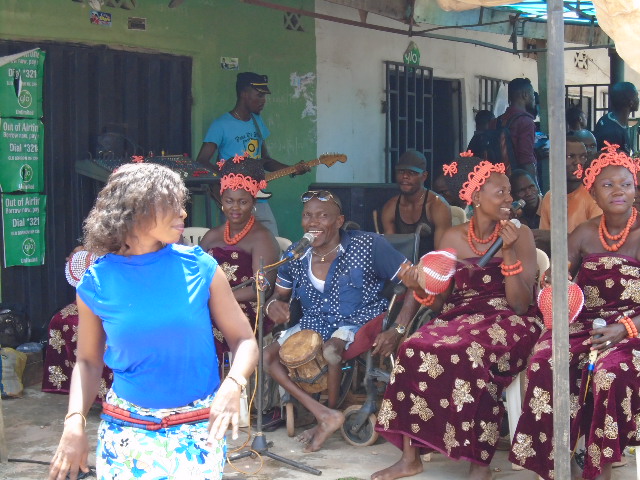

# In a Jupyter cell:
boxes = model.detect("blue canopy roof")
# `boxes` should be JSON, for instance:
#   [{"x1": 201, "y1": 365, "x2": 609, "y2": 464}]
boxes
[{"x1": 492, "y1": 1, "x2": 597, "y2": 25}]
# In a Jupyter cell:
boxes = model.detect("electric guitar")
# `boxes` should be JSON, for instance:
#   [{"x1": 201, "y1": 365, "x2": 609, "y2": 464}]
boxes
[
  {"x1": 256, "y1": 153, "x2": 347, "y2": 198},
  {"x1": 265, "y1": 153, "x2": 347, "y2": 182}
]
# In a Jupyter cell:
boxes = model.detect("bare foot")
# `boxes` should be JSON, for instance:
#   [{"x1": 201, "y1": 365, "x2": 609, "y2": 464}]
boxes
[
  {"x1": 303, "y1": 410, "x2": 345, "y2": 452},
  {"x1": 468, "y1": 462, "x2": 492, "y2": 480},
  {"x1": 296, "y1": 425, "x2": 317, "y2": 445},
  {"x1": 370, "y1": 457, "x2": 423, "y2": 480}
]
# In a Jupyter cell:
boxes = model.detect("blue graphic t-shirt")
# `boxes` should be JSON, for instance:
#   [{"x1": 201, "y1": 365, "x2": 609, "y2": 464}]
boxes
[{"x1": 204, "y1": 112, "x2": 270, "y2": 160}]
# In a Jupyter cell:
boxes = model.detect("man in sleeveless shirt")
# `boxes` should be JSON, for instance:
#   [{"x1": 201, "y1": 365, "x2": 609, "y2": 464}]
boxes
[{"x1": 381, "y1": 150, "x2": 452, "y2": 255}]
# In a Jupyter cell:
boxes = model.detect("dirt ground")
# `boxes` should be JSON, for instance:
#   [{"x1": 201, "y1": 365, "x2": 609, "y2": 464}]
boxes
[{"x1": 2, "y1": 385, "x2": 637, "y2": 480}]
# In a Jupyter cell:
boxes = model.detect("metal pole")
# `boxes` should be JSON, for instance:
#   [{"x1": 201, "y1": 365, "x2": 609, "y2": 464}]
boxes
[{"x1": 547, "y1": 1, "x2": 570, "y2": 479}]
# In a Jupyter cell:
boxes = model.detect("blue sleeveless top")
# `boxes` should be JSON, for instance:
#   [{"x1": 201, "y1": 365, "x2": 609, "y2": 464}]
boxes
[{"x1": 77, "y1": 244, "x2": 220, "y2": 408}]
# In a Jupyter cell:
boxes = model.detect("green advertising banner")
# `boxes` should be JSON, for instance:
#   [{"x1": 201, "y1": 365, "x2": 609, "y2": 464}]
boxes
[
  {"x1": 0, "y1": 49, "x2": 45, "y2": 119},
  {"x1": 0, "y1": 118, "x2": 44, "y2": 192},
  {"x1": 2, "y1": 193, "x2": 46, "y2": 267}
]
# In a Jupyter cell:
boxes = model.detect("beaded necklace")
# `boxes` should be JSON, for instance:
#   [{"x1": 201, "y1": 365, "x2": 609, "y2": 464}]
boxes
[
  {"x1": 224, "y1": 215, "x2": 255, "y2": 245},
  {"x1": 467, "y1": 218, "x2": 501, "y2": 256},
  {"x1": 598, "y1": 208, "x2": 637, "y2": 252}
]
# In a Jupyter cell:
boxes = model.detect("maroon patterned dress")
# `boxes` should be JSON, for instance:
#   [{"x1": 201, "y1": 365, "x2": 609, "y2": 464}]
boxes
[
  {"x1": 42, "y1": 302, "x2": 113, "y2": 401},
  {"x1": 376, "y1": 257, "x2": 542, "y2": 465},
  {"x1": 510, "y1": 253, "x2": 640, "y2": 479},
  {"x1": 207, "y1": 246, "x2": 273, "y2": 360}
]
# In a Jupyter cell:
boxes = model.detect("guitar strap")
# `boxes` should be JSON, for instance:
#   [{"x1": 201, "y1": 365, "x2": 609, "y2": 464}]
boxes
[
  {"x1": 250, "y1": 113, "x2": 267, "y2": 159},
  {"x1": 250, "y1": 114, "x2": 271, "y2": 199}
]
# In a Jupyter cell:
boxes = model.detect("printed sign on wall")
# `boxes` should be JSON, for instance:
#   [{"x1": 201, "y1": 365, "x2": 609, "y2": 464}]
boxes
[
  {"x1": 2, "y1": 193, "x2": 46, "y2": 267},
  {"x1": 0, "y1": 49, "x2": 45, "y2": 119},
  {"x1": 0, "y1": 118, "x2": 44, "y2": 192}
]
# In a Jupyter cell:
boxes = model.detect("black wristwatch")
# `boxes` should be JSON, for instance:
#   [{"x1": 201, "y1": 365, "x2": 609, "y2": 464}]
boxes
[{"x1": 391, "y1": 322, "x2": 406, "y2": 335}]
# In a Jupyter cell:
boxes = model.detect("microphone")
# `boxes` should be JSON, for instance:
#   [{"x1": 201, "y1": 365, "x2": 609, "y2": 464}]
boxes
[
  {"x1": 511, "y1": 199, "x2": 526, "y2": 213},
  {"x1": 477, "y1": 219, "x2": 521, "y2": 267},
  {"x1": 588, "y1": 318, "x2": 607, "y2": 371},
  {"x1": 285, "y1": 232, "x2": 316, "y2": 259}
]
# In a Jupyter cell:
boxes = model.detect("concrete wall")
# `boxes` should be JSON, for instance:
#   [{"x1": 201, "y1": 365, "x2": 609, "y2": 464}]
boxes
[
  {"x1": 0, "y1": 0, "x2": 317, "y2": 239},
  {"x1": 315, "y1": 0, "x2": 640, "y2": 184}
]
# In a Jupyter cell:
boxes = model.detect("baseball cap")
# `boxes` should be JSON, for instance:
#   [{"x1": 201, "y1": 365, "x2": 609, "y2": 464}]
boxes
[
  {"x1": 396, "y1": 150, "x2": 426, "y2": 173},
  {"x1": 237, "y1": 72, "x2": 271, "y2": 94}
]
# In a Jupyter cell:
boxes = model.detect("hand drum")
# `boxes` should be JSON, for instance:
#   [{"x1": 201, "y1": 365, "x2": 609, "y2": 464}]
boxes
[
  {"x1": 537, "y1": 282, "x2": 584, "y2": 330},
  {"x1": 417, "y1": 248, "x2": 457, "y2": 295}
]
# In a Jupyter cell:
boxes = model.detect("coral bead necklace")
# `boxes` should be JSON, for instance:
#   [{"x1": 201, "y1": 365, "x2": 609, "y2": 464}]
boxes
[
  {"x1": 599, "y1": 207, "x2": 637, "y2": 252},
  {"x1": 467, "y1": 218, "x2": 501, "y2": 256},
  {"x1": 224, "y1": 215, "x2": 255, "y2": 245}
]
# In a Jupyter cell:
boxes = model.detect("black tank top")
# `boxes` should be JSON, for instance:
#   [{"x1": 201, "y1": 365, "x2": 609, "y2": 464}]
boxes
[{"x1": 393, "y1": 189, "x2": 436, "y2": 256}]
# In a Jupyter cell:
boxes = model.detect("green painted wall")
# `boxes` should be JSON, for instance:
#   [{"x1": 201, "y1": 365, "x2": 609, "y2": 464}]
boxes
[{"x1": 0, "y1": 0, "x2": 317, "y2": 240}]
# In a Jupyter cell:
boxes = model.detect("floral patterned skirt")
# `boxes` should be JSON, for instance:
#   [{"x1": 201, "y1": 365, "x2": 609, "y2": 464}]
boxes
[{"x1": 96, "y1": 390, "x2": 226, "y2": 479}]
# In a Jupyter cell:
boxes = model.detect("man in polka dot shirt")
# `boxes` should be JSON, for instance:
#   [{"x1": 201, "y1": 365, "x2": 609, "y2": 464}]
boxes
[{"x1": 263, "y1": 190, "x2": 418, "y2": 453}]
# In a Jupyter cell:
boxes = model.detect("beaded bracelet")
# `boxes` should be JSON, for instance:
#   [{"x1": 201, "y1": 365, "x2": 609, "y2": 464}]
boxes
[
  {"x1": 501, "y1": 260, "x2": 523, "y2": 276},
  {"x1": 618, "y1": 316, "x2": 638, "y2": 338},
  {"x1": 501, "y1": 260, "x2": 522, "y2": 271},
  {"x1": 413, "y1": 290, "x2": 435, "y2": 306},
  {"x1": 503, "y1": 267, "x2": 523, "y2": 277}
]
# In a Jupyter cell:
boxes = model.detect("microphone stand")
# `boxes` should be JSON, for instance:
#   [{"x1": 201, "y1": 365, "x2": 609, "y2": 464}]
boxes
[{"x1": 228, "y1": 255, "x2": 322, "y2": 476}]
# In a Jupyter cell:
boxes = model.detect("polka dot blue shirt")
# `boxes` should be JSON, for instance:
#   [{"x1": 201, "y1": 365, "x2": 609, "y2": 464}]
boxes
[{"x1": 277, "y1": 230, "x2": 406, "y2": 340}]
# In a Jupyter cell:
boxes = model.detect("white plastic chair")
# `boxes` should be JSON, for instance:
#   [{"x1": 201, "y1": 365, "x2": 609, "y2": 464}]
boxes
[
  {"x1": 450, "y1": 205, "x2": 467, "y2": 226},
  {"x1": 505, "y1": 375, "x2": 524, "y2": 470},
  {"x1": 275, "y1": 236, "x2": 292, "y2": 253},
  {"x1": 536, "y1": 248, "x2": 550, "y2": 278},
  {"x1": 182, "y1": 227, "x2": 209, "y2": 246},
  {"x1": 504, "y1": 248, "x2": 551, "y2": 471}
]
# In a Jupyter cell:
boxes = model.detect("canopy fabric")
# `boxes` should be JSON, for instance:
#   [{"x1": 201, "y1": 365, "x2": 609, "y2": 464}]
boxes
[
  {"x1": 437, "y1": 1, "x2": 598, "y2": 25},
  {"x1": 593, "y1": 0, "x2": 640, "y2": 74}
]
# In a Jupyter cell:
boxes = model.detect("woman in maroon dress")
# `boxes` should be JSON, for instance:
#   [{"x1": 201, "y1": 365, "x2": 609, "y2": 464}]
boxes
[
  {"x1": 510, "y1": 143, "x2": 640, "y2": 480},
  {"x1": 200, "y1": 155, "x2": 280, "y2": 359},
  {"x1": 372, "y1": 153, "x2": 542, "y2": 480},
  {"x1": 42, "y1": 249, "x2": 113, "y2": 401}
]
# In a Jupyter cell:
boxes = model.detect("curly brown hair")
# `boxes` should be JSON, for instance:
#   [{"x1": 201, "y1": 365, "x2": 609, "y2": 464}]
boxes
[{"x1": 82, "y1": 163, "x2": 188, "y2": 255}]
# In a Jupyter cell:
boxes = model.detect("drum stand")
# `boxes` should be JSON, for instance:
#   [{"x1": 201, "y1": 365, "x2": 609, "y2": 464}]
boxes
[{"x1": 229, "y1": 258, "x2": 322, "y2": 476}]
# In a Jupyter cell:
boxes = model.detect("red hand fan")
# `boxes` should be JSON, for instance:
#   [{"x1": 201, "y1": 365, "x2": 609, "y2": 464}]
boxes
[
  {"x1": 417, "y1": 248, "x2": 457, "y2": 295},
  {"x1": 537, "y1": 282, "x2": 584, "y2": 329}
]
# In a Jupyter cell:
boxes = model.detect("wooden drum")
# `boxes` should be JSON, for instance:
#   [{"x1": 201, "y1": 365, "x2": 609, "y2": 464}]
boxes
[{"x1": 279, "y1": 329, "x2": 328, "y2": 394}]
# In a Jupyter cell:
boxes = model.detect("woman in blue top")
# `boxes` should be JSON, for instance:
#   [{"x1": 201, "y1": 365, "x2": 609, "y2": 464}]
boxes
[{"x1": 48, "y1": 163, "x2": 258, "y2": 480}]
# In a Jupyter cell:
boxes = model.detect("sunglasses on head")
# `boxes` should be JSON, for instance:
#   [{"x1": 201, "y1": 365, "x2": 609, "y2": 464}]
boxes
[{"x1": 300, "y1": 190, "x2": 342, "y2": 212}]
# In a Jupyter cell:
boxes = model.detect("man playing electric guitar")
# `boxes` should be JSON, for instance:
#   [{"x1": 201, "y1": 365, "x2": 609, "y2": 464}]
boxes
[{"x1": 196, "y1": 71, "x2": 310, "y2": 236}]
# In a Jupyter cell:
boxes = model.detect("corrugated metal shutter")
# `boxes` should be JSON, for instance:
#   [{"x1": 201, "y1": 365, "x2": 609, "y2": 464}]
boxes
[{"x1": 0, "y1": 40, "x2": 192, "y2": 341}]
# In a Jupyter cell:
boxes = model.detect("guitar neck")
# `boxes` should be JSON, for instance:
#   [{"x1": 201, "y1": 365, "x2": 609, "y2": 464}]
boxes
[{"x1": 265, "y1": 158, "x2": 323, "y2": 182}]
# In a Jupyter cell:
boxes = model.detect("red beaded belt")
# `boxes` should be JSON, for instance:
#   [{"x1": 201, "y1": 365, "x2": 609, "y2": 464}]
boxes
[{"x1": 101, "y1": 402, "x2": 210, "y2": 431}]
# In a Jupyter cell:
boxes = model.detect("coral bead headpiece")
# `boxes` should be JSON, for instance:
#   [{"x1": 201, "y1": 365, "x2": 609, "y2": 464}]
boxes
[
  {"x1": 219, "y1": 153, "x2": 268, "y2": 197},
  {"x1": 443, "y1": 151, "x2": 505, "y2": 205},
  {"x1": 575, "y1": 142, "x2": 639, "y2": 191}
]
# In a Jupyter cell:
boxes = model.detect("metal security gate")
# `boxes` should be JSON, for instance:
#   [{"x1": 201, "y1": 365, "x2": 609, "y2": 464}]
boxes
[
  {"x1": 385, "y1": 61, "x2": 433, "y2": 183},
  {"x1": 565, "y1": 83, "x2": 609, "y2": 130}
]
